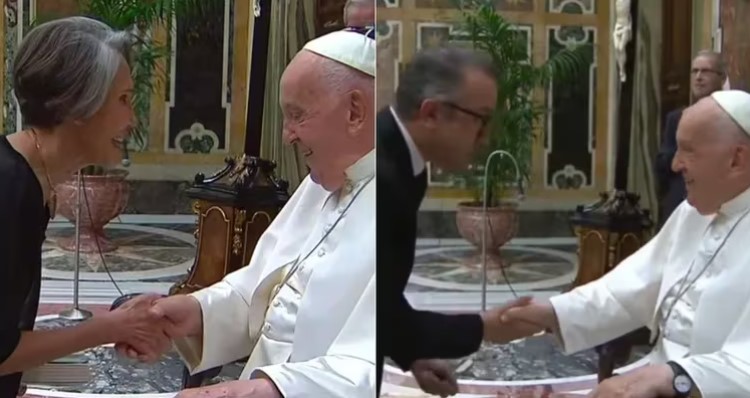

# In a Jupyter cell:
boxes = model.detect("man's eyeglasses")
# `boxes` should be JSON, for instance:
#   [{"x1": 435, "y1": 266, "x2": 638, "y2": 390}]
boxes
[
  {"x1": 344, "y1": 26, "x2": 375, "y2": 39},
  {"x1": 443, "y1": 102, "x2": 491, "y2": 127},
  {"x1": 691, "y1": 68, "x2": 722, "y2": 76}
]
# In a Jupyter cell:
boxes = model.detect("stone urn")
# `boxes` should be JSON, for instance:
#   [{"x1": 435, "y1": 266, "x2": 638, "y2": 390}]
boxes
[
  {"x1": 56, "y1": 169, "x2": 130, "y2": 253},
  {"x1": 456, "y1": 200, "x2": 519, "y2": 269}
]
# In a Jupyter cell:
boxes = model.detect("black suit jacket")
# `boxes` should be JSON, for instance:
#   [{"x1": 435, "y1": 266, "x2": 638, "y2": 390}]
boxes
[
  {"x1": 654, "y1": 108, "x2": 686, "y2": 228},
  {"x1": 376, "y1": 108, "x2": 483, "y2": 390}
]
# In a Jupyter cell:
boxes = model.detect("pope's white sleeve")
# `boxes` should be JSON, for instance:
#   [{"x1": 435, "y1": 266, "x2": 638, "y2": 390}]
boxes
[
  {"x1": 173, "y1": 276, "x2": 254, "y2": 374},
  {"x1": 250, "y1": 274, "x2": 376, "y2": 398},
  {"x1": 672, "y1": 298, "x2": 750, "y2": 397},
  {"x1": 549, "y1": 205, "x2": 685, "y2": 354}
]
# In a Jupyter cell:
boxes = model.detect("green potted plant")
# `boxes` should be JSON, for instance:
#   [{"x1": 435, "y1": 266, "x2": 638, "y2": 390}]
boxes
[
  {"x1": 453, "y1": 0, "x2": 591, "y2": 270},
  {"x1": 49, "y1": 0, "x2": 211, "y2": 252}
]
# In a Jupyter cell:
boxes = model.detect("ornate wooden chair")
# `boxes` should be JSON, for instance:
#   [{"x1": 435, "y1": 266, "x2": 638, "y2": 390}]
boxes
[
  {"x1": 595, "y1": 327, "x2": 652, "y2": 381},
  {"x1": 568, "y1": 191, "x2": 654, "y2": 382}
]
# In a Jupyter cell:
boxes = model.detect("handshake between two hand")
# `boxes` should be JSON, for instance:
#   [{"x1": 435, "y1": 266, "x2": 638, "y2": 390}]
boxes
[
  {"x1": 412, "y1": 297, "x2": 558, "y2": 398},
  {"x1": 101, "y1": 294, "x2": 202, "y2": 363},
  {"x1": 480, "y1": 296, "x2": 559, "y2": 345}
]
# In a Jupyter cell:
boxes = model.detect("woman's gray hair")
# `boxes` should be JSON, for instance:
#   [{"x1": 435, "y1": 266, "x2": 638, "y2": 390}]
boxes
[{"x1": 13, "y1": 16, "x2": 133, "y2": 128}]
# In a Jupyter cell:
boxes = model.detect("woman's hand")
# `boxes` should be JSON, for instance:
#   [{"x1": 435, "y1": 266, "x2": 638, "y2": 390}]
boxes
[
  {"x1": 113, "y1": 294, "x2": 203, "y2": 362},
  {"x1": 100, "y1": 294, "x2": 172, "y2": 363}
]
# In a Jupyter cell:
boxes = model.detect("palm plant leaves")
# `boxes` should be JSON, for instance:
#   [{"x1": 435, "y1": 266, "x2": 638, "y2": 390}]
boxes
[
  {"x1": 455, "y1": 0, "x2": 592, "y2": 204},
  {"x1": 78, "y1": 0, "x2": 219, "y2": 30}
]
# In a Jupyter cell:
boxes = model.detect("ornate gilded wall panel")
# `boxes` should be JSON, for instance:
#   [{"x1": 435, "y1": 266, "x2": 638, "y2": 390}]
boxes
[
  {"x1": 547, "y1": 0, "x2": 595, "y2": 14},
  {"x1": 378, "y1": 0, "x2": 401, "y2": 7},
  {"x1": 414, "y1": 0, "x2": 534, "y2": 11},
  {"x1": 129, "y1": 0, "x2": 251, "y2": 166},
  {"x1": 167, "y1": 0, "x2": 232, "y2": 154},
  {"x1": 545, "y1": 25, "x2": 596, "y2": 190},
  {"x1": 376, "y1": 21, "x2": 402, "y2": 110},
  {"x1": 496, "y1": 0, "x2": 535, "y2": 12}
]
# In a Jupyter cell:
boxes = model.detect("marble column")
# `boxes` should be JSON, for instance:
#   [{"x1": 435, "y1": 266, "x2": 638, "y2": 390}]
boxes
[{"x1": 721, "y1": 0, "x2": 750, "y2": 91}]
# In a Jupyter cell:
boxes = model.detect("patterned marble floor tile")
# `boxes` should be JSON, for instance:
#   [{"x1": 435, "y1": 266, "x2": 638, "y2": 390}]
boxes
[
  {"x1": 42, "y1": 223, "x2": 195, "y2": 282},
  {"x1": 28, "y1": 317, "x2": 243, "y2": 395},
  {"x1": 407, "y1": 244, "x2": 577, "y2": 293},
  {"x1": 37, "y1": 304, "x2": 109, "y2": 317},
  {"x1": 139, "y1": 223, "x2": 197, "y2": 233}
]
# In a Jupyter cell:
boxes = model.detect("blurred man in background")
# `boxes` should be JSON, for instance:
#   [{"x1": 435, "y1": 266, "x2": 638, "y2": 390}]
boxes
[
  {"x1": 344, "y1": 0, "x2": 374, "y2": 27},
  {"x1": 655, "y1": 50, "x2": 726, "y2": 228}
]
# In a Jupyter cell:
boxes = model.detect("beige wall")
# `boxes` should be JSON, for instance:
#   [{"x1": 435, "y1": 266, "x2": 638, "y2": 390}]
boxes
[{"x1": 692, "y1": 0, "x2": 714, "y2": 55}]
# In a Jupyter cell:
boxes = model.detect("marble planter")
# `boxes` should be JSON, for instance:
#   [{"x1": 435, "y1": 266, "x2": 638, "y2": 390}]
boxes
[
  {"x1": 455, "y1": 201, "x2": 519, "y2": 270},
  {"x1": 55, "y1": 170, "x2": 130, "y2": 253}
]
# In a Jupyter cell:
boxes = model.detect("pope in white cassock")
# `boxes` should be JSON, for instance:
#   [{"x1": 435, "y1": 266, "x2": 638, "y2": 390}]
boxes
[
  {"x1": 505, "y1": 90, "x2": 750, "y2": 398},
  {"x1": 117, "y1": 30, "x2": 377, "y2": 398}
]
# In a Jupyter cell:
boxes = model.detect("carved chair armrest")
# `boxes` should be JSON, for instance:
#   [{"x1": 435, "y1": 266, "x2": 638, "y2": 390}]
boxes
[{"x1": 595, "y1": 326, "x2": 652, "y2": 382}]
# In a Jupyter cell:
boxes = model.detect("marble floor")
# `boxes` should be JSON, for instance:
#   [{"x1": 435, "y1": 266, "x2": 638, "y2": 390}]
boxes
[
  {"x1": 24, "y1": 215, "x2": 647, "y2": 397},
  {"x1": 381, "y1": 237, "x2": 649, "y2": 397}
]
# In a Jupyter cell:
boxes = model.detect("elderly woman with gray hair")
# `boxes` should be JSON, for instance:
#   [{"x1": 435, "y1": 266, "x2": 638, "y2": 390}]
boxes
[{"x1": 0, "y1": 16, "x2": 170, "y2": 396}]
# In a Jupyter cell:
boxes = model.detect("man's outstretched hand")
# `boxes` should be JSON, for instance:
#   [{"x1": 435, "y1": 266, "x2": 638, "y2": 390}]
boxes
[
  {"x1": 500, "y1": 298, "x2": 559, "y2": 335},
  {"x1": 480, "y1": 297, "x2": 546, "y2": 344},
  {"x1": 411, "y1": 359, "x2": 458, "y2": 397}
]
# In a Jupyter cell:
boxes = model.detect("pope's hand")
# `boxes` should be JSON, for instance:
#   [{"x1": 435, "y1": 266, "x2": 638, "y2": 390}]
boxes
[
  {"x1": 149, "y1": 294, "x2": 203, "y2": 339},
  {"x1": 411, "y1": 359, "x2": 458, "y2": 397},
  {"x1": 588, "y1": 364, "x2": 674, "y2": 398},
  {"x1": 500, "y1": 298, "x2": 559, "y2": 333},
  {"x1": 174, "y1": 379, "x2": 282, "y2": 398},
  {"x1": 480, "y1": 296, "x2": 544, "y2": 344}
]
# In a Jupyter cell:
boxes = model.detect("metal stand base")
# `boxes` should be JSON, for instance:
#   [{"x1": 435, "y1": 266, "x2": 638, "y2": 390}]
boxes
[
  {"x1": 481, "y1": 150, "x2": 522, "y2": 311},
  {"x1": 59, "y1": 307, "x2": 93, "y2": 321},
  {"x1": 58, "y1": 170, "x2": 90, "y2": 321}
]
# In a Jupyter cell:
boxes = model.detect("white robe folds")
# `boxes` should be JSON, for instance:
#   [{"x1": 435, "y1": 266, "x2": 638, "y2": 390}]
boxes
[
  {"x1": 551, "y1": 186, "x2": 750, "y2": 397},
  {"x1": 174, "y1": 150, "x2": 375, "y2": 398}
]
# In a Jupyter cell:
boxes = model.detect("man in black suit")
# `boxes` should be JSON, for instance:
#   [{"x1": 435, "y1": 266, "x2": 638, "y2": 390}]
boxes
[
  {"x1": 377, "y1": 46, "x2": 542, "y2": 396},
  {"x1": 655, "y1": 50, "x2": 726, "y2": 228}
]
